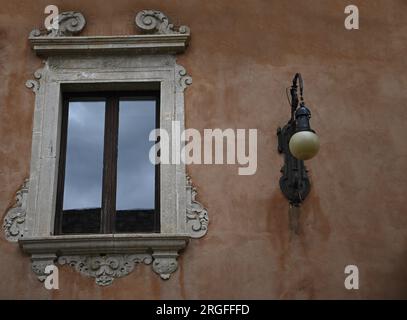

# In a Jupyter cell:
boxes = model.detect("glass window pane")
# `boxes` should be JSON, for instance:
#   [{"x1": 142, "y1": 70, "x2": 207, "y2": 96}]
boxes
[
  {"x1": 63, "y1": 101, "x2": 105, "y2": 210},
  {"x1": 116, "y1": 99, "x2": 156, "y2": 211}
]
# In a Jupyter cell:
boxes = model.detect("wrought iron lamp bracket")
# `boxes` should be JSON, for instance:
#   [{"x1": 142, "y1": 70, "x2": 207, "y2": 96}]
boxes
[{"x1": 277, "y1": 73, "x2": 311, "y2": 206}]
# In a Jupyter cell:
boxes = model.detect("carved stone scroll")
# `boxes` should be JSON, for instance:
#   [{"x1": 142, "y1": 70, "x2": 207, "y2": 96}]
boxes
[
  {"x1": 135, "y1": 10, "x2": 190, "y2": 35},
  {"x1": 30, "y1": 11, "x2": 86, "y2": 37},
  {"x1": 3, "y1": 179, "x2": 29, "y2": 242},
  {"x1": 175, "y1": 63, "x2": 192, "y2": 92},
  {"x1": 186, "y1": 176, "x2": 209, "y2": 239}
]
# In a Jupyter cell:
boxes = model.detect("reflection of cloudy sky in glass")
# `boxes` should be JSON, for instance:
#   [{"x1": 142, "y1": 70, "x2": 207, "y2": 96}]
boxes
[
  {"x1": 116, "y1": 100, "x2": 155, "y2": 210},
  {"x1": 63, "y1": 101, "x2": 105, "y2": 210},
  {"x1": 63, "y1": 99, "x2": 156, "y2": 211}
]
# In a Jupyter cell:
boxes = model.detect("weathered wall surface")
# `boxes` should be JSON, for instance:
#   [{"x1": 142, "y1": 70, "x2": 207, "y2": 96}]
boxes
[{"x1": 0, "y1": 0, "x2": 406, "y2": 299}]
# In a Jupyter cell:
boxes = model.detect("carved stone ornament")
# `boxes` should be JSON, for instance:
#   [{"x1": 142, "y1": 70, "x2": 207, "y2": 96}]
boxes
[
  {"x1": 25, "y1": 68, "x2": 44, "y2": 93},
  {"x1": 29, "y1": 252, "x2": 179, "y2": 284},
  {"x1": 30, "y1": 11, "x2": 86, "y2": 37},
  {"x1": 31, "y1": 254, "x2": 57, "y2": 282},
  {"x1": 58, "y1": 254, "x2": 153, "y2": 286},
  {"x1": 175, "y1": 64, "x2": 193, "y2": 92},
  {"x1": 3, "y1": 179, "x2": 29, "y2": 242},
  {"x1": 135, "y1": 10, "x2": 190, "y2": 35},
  {"x1": 5, "y1": 9, "x2": 209, "y2": 287},
  {"x1": 152, "y1": 251, "x2": 179, "y2": 280},
  {"x1": 186, "y1": 176, "x2": 209, "y2": 239}
]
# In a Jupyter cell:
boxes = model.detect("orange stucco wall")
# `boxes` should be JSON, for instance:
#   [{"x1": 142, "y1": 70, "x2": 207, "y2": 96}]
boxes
[{"x1": 0, "y1": 0, "x2": 406, "y2": 299}]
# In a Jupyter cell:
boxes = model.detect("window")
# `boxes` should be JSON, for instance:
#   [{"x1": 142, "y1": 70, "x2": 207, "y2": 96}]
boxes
[
  {"x1": 3, "y1": 10, "x2": 209, "y2": 284},
  {"x1": 55, "y1": 92, "x2": 160, "y2": 234}
]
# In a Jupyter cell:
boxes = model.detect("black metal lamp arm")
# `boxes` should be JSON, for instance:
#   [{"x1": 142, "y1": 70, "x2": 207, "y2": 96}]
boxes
[{"x1": 289, "y1": 73, "x2": 305, "y2": 120}]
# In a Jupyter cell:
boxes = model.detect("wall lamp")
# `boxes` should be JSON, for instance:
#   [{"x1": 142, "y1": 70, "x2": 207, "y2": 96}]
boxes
[{"x1": 277, "y1": 73, "x2": 320, "y2": 206}]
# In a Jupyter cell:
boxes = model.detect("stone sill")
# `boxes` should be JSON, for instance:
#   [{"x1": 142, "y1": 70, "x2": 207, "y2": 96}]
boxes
[
  {"x1": 29, "y1": 34, "x2": 190, "y2": 56},
  {"x1": 19, "y1": 233, "x2": 190, "y2": 255}
]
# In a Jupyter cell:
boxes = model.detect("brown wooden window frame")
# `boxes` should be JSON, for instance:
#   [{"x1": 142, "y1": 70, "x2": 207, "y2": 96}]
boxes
[{"x1": 55, "y1": 91, "x2": 160, "y2": 235}]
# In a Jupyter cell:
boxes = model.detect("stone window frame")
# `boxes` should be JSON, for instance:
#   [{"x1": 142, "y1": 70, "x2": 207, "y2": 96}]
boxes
[{"x1": 2, "y1": 10, "x2": 209, "y2": 286}]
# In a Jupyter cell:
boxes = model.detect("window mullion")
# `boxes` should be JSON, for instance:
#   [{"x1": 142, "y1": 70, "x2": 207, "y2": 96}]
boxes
[{"x1": 101, "y1": 95, "x2": 119, "y2": 233}]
